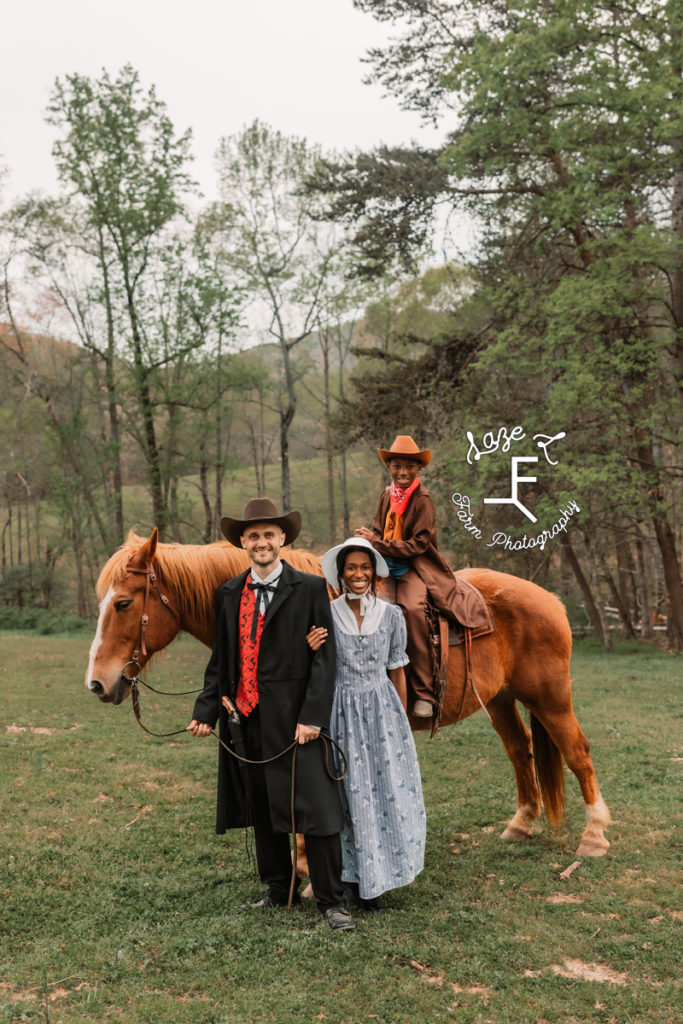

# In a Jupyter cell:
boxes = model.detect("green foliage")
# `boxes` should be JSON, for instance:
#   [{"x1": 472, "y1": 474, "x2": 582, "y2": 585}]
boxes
[
  {"x1": 321, "y1": 0, "x2": 683, "y2": 647},
  {"x1": 0, "y1": 605, "x2": 90, "y2": 633},
  {"x1": 333, "y1": 264, "x2": 490, "y2": 444},
  {"x1": 47, "y1": 63, "x2": 195, "y2": 244}
]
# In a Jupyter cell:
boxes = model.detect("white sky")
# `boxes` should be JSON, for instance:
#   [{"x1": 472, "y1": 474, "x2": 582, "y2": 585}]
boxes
[{"x1": 1, "y1": 0, "x2": 444, "y2": 203}]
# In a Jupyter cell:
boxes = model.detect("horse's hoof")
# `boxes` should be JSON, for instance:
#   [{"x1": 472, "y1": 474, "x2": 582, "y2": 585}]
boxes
[
  {"x1": 576, "y1": 834, "x2": 610, "y2": 857},
  {"x1": 301, "y1": 883, "x2": 314, "y2": 898},
  {"x1": 500, "y1": 824, "x2": 532, "y2": 842}
]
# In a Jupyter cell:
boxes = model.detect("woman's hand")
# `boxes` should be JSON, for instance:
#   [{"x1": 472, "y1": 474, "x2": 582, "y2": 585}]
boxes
[{"x1": 306, "y1": 625, "x2": 328, "y2": 651}]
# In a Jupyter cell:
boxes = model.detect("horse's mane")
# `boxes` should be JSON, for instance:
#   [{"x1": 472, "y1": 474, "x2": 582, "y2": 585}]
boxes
[{"x1": 96, "y1": 532, "x2": 323, "y2": 620}]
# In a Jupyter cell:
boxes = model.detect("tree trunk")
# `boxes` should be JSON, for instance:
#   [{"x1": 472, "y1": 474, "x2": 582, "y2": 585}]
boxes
[
  {"x1": 123, "y1": 271, "x2": 167, "y2": 534},
  {"x1": 616, "y1": 531, "x2": 638, "y2": 626},
  {"x1": 561, "y1": 535, "x2": 612, "y2": 649},
  {"x1": 341, "y1": 451, "x2": 350, "y2": 538},
  {"x1": 600, "y1": 551, "x2": 636, "y2": 639},
  {"x1": 652, "y1": 515, "x2": 683, "y2": 650},
  {"x1": 321, "y1": 335, "x2": 336, "y2": 544},
  {"x1": 337, "y1": 330, "x2": 350, "y2": 537},
  {"x1": 634, "y1": 528, "x2": 656, "y2": 641},
  {"x1": 636, "y1": 438, "x2": 683, "y2": 650},
  {"x1": 670, "y1": 2, "x2": 683, "y2": 388},
  {"x1": 279, "y1": 346, "x2": 296, "y2": 513},
  {"x1": 99, "y1": 236, "x2": 125, "y2": 546},
  {"x1": 583, "y1": 536, "x2": 614, "y2": 651},
  {"x1": 280, "y1": 403, "x2": 294, "y2": 512},
  {"x1": 199, "y1": 450, "x2": 213, "y2": 544}
]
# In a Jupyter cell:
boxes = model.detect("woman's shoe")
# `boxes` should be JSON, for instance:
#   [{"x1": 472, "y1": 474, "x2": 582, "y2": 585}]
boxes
[
  {"x1": 360, "y1": 895, "x2": 386, "y2": 912},
  {"x1": 343, "y1": 881, "x2": 361, "y2": 908}
]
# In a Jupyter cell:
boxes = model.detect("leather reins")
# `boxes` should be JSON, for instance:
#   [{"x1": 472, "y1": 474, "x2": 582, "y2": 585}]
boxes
[
  {"x1": 130, "y1": 682, "x2": 346, "y2": 910},
  {"x1": 119, "y1": 563, "x2": 347, "y2": 909}
]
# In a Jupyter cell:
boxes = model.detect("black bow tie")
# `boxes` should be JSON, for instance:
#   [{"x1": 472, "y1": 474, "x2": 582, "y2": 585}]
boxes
[{"x1": 247, "y1": 581, "x2": 278, "y2": 641}]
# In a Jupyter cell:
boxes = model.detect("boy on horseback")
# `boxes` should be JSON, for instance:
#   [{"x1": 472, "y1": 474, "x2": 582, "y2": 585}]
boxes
[{"x1": 355, "y1": 435, "x2": 486, "y2": 719}]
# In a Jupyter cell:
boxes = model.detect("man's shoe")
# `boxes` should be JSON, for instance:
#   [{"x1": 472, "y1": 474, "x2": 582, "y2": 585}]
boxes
[
  {"x1": 412, "y1": 699, "x2": 433, "y2": 717},
  {"x1": 240, "y1": 890, "x2": 299, "y2": 910},
  {"x1": 324, "y1": 905, "x2": 356, "y2": 931}
]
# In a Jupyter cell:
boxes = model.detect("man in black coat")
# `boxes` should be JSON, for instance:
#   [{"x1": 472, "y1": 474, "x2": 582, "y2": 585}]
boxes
[{"x1": 189, "y1": 498, "x2": 354, "y2": 932}]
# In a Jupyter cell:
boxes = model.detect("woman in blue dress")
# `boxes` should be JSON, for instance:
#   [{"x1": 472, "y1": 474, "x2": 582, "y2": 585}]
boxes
[{"x1": 307, "y1": 537, "x2": 426, "y2": 911}]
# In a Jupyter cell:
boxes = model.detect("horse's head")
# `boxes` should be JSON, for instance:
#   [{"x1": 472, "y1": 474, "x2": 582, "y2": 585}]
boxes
[{"x1": 86, "y1": 529, "x2": 182, "y2": 704}]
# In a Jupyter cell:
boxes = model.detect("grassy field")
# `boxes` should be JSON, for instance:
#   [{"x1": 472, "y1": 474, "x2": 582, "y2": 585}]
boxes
[{"x1": 1, "y1": 633, "x2": 680, "y2": 1024}]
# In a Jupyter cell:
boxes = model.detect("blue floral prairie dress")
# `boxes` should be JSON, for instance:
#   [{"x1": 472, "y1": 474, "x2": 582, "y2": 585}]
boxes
[{"x1": 329, "y1": 594, "x2": 426, "y2": 900}]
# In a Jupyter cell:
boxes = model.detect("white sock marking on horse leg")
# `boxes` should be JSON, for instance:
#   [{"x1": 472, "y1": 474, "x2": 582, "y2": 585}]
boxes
[
  {"x1": 586, "y1": 793, "x2": 611, "y2": 829},
  {"x1": 501, "y1": 802, "x2": 540, "y2": 840},
  {"x1": 576, "y1": 792, "x2": 611, "y2": 856},
  {"x1": 86, "y1": 587, "x2": 113, "y2": 688}
]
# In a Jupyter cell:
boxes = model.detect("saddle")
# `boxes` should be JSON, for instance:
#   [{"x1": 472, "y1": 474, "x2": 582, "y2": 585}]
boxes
[
  {"x1": 379, "y1": 574, "x2": 495, "y2": 736},
  {"x1": 425, "y1": 579, "x2": 495, "y2": 735}
]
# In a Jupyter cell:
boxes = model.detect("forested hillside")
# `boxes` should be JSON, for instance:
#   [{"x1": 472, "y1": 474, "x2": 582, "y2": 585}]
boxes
[{"x1": 1, "y1": 1, "x2": 681, "y2": 650}]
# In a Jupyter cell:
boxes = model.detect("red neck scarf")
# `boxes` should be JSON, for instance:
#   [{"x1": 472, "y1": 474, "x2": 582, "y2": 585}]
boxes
[{"x1": 389, "y1": 477, "x2": 419, "y2": 516}]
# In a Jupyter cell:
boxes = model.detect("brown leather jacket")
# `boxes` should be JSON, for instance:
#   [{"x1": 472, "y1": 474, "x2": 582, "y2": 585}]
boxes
[{"x1": 371, "y1": 482, "x2": 483, "y2": 628}]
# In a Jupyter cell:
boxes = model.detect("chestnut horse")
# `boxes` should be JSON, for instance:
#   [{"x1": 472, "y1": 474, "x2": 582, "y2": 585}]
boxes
[{"x1": 86, "y1": 529, "x2": 610, "y2": 857}]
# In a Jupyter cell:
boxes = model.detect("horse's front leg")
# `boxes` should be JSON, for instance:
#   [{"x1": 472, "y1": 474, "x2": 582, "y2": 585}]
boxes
[{"x1": 486, "y1": 690, "x2": 542, "y2": 841}]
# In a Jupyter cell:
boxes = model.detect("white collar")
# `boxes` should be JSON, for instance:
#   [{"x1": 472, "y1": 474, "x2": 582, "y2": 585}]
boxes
[
  {"x1": 331, "y1": 592, "x2": 387, "y2": 635},
  {"x1": 250, "y1": 563, "x2": 282, "y2": 585}
]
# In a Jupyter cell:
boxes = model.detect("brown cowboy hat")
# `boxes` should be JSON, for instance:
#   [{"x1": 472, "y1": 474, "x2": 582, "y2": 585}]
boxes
[
  {"x1": 220, "y1": 497, "x2": 302, "y2": 547},
  {"x1": 377, "y1": 435, "x2": 432, "y2": 467}
]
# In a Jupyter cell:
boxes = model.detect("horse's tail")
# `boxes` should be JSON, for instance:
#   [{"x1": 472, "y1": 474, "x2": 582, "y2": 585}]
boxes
[{"x1": 530, "y1": 714, "x2": 566, "y2": 827}]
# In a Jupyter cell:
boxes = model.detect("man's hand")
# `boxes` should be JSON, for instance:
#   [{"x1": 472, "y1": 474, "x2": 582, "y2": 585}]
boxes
[
  {"x1": 295, "y1": 723, "x2": 320, "y2": 745},
  {"x1": 187, "y1": 719, "x2": 212, "y2": 737},
  {"x1": 354, "y1": 526, "x2": 373, "y2": 540}
]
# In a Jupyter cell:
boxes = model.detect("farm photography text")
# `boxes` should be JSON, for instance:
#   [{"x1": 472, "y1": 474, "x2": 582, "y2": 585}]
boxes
[{"x1": 452, "y1": 424, "x2": 580, "y2": 547}]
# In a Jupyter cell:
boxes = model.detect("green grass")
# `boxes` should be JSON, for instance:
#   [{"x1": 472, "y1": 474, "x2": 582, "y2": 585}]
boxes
[{"x1": 1, "y1": 635, "x2": 680, "y2": 1023}]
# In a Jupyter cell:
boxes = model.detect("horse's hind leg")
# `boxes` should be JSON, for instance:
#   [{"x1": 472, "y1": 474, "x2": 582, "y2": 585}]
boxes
[
  {"x1": 486, "y1": 690, "x2": 541, "y2": 841},
  {"x1": 529, "y1": 701, "x2": 611, "y2": 857}
]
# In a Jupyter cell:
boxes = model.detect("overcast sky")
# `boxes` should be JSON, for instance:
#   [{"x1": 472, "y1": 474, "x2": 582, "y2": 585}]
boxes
[{"x1": 1, "y1": 0, "x2": 443, "y2": 203}]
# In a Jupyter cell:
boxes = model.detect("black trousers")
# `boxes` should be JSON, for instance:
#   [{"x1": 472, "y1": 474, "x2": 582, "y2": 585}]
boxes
[{"x1": 243, "y1": 708, "x2": 344, "y2": 912}]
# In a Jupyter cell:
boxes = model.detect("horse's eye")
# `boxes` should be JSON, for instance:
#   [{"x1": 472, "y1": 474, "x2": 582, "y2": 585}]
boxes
[{"x1": 114, "y1": 599, "x2": 133, "y2": 611}]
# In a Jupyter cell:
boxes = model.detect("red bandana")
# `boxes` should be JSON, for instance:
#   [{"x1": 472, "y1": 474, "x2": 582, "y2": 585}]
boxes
[{"x1": 389, "y1": 477, "x2": 419, "y2": 516}]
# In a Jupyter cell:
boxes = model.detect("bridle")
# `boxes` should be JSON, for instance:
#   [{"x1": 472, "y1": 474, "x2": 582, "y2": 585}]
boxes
[{"x1": 121, "y1": 560, "x2": 182, "y2": 688}]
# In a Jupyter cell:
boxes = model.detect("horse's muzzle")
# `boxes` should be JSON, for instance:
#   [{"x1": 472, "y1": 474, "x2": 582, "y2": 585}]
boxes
[{"x1": 88, "y1": 676, "x2": 130, "y2": 705}]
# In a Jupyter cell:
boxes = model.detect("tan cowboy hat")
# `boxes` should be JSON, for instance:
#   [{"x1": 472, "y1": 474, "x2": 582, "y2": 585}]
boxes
[
  {"x1": 377, "y1": 435, "x2": 432, "y2": 467},
  {"x1": 220, "y1": 497, "x2": 302, "y2": 547}
]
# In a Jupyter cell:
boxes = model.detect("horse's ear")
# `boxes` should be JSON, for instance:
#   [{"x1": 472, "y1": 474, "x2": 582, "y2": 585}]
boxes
[
  {"x1": 130, "y1": 528, "x2": 159, "y2": 568},
  {"x1": 146, "y1": 528, "x2": 159, "y2": 561}
]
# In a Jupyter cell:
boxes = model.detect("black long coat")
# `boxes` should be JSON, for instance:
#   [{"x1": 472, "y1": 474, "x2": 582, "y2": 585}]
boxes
[{"x1": 192, "y1": 560, "x2": 344, "y2": 836}]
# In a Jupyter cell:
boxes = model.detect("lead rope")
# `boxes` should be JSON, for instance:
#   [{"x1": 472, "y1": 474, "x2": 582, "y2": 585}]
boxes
[{"x1": 129, "y1": 682, "x2": 347, "y2": 909}]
